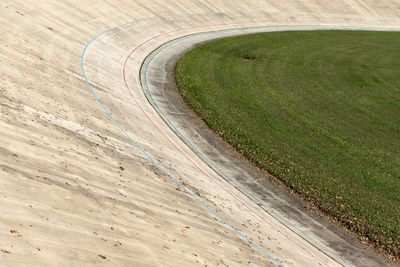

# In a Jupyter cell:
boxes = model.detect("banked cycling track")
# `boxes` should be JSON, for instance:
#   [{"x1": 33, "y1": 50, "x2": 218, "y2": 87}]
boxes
[{"x1": 1, "y1": 1, "x2": 399, "y2": 266}]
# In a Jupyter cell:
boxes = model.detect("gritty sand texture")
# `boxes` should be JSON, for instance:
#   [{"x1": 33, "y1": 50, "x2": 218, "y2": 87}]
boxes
[{"x1": 0, "y1": 1, "x2": 399, "y2": 266}]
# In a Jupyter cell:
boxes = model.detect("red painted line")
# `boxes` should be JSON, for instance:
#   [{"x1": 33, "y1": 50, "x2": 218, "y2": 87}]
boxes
[{"x1": 122, "y1": 23, "x2": 330, "y2": 267}]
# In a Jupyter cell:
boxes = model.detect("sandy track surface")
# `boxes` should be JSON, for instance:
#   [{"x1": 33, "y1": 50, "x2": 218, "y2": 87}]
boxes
[{"x1": 1, "y1": 1, "x2": 399, "y2": 266}]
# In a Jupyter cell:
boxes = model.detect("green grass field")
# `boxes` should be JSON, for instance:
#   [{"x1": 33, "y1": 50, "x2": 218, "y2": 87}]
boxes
[{"x1": 175, "y1": 30, "x2": 400, "y2": 257}]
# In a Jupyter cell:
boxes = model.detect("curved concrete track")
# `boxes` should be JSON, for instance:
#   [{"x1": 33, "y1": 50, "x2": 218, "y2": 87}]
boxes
[{"x1": 0, "y1": 1, "x2": 399, "y2": 266}]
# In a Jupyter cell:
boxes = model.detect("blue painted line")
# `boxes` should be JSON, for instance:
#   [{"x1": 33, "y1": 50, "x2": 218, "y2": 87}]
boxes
[
  {"x1": 143, "y1": 27, "x2": 353, "y2": 267},
  {"x1": 81, "y1": 12, "x2": 284, "y2": 266}
]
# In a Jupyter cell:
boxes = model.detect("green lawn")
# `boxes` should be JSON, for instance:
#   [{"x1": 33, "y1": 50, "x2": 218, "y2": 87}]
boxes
[{"x1": 175, "y1": 30, "x2": 400, "y2": 258}]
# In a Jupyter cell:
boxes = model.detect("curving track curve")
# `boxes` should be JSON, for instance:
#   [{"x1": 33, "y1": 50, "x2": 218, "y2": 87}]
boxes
[{"x1": 1, "y1": 1, "x2": 399, "y2": 266}]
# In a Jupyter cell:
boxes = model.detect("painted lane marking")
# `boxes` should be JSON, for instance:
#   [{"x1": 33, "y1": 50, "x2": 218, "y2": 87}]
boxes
[{"x1": 81, "y1": 11, "x2": 285, "y2": 266}]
